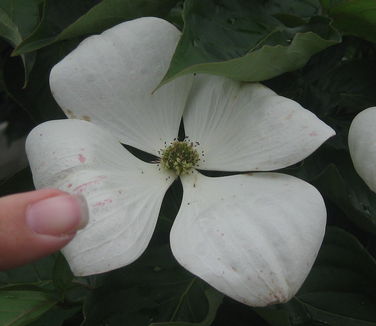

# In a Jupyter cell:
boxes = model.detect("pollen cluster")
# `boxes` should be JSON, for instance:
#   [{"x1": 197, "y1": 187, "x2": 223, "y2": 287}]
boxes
[{"x1": 160, "y1": 141, "x2": 200, "y2": 175}]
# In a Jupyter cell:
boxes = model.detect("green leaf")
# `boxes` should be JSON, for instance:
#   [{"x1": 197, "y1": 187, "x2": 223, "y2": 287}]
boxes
[
  {"x1": 255, "y1": 227, "x2": 376, "y2": 326},
  {"x1": 0, "y1": 0, "x2": 40, "y2": 86},
  {"x1": 313, "y1": 149, "x2": 376, "y2": 234},
  {"x1": 160, "y1": 0, "x2": 340, "y2": 86},
  {"x1": 4, "y1": 40, "x2": 78, "y2": 123},
  {"x1": 150, "y1": 288, "x2": 223, "y2": 326},
  {"x1": 0, "y1": 290, "x2": 57, "y2": 326},
  {"x1": 0, "y1": 0, "x2": 40, "y2": 56},
  {"x1": 55, "y1": 0, "x2": 179, "y2": 42},
  {"x1": 327, "y1": 0, "x2": 376, "y2": 43},
  {"x1": 253, "y1": 306, "x2": 291, "y2": 326},
  {"x1": 320, "y1": 0, "x2": 345, "y2": 10},
  {"x1": 313, "y1": 59, "x2": 376, "y2": 116},
  {"x1": 264, "y1": 0, "x2": 322, "y2": 18},
  {"x1": 52, "y1": 253, "x2": 74, "y2": 292},
  {"x1": 11, "y1": 0, "x2": 99, "y2": 56},
  {"x1": 13, "y1": 0, "x2": 179, "y2": 55},
  {"x1": 53, "y1": 254, "x2": 89, "y2": 305},
  {"x1": 254, "y1": 299, "x2": 314, "y2": 326},
  {"x1": 0, "y1": 167, "x2": 34, "y2": 197},
  {"x1": 0, "y1": 255, "x2": 57, "y2": 287},
  {"x1": 27, "y1": 306, "x2": 80, "y2": 326},
  {"x1": 265, "y1": 39, "x2": 376, "y2": 120},
  {"x1": 83, "y1": 246, "x2": 222, "y2": 326},
  {"x1": 0, "y1": 0, "x2": 40, "y2": 40},
  {"x1": 283, "y1": 132, "x2": 376, "y2": 234},
  {"x1": 297, "y1": 227, "x2": 376, "y2": 325},
  {"x1": 0, "y1": 8, "x2": 22, "y2": 47}
]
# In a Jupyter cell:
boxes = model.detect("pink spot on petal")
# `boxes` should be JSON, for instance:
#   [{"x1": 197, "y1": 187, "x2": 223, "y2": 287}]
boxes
[
  {"x1": 78, "y1": 153, "x2": 86, "y2": 163},
  {"x1": 309, "y1": 131, "x2": 318, "y2": 136},
  {"x1": 285, "y1": 112, "x2": 294, "y2": 120},
  {"x1": 67, "y1": 184, "x2": 72, "y2": 188},
  {"x1": 93, "y1": 198, "x2": 113, "y2": 207},
  {"x1": 73, "y1": 176, "x2": 106, "y2": 193}
]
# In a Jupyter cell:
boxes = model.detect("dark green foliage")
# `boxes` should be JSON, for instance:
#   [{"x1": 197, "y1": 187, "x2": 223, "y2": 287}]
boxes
[
  {"x1": 323, "y1": 0, "x2": 376, "y2": 43},
  {"x1": 1, "y1": 0, "x2": 376, "y2": 325},
  {"x1": 255, "y1": 228, "x2": 376, "y2": 326},
  {"x1": 82, "y1": 245, "x2": 223, "y2": 326},
  {"x1": 160, "y1": 0, "x2": 340, "y2": 86}
]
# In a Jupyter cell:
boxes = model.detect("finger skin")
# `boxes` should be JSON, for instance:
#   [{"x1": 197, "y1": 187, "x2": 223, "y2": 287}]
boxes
[{"x1": 0, "y1": 189, "x2": 77, "y2": 270}]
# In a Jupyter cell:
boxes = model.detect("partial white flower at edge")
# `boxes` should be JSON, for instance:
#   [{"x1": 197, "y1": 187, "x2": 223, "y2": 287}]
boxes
[
  {"x1": 26, "y1": 17, "x2": 335, "y2": 307},
  {"x1": 349, "y1": 107, "x2": 376, "y2": 192}
]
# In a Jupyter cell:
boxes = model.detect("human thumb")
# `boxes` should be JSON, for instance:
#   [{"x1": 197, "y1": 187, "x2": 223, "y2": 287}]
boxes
[{"x1": 0, "y1": 188, "x2": 88, "y2": 270}]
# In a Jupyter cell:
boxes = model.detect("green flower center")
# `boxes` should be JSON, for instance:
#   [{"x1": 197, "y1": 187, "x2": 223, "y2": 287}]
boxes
[{"x1": 160, "y1": 141, "x2": 200, "y2": 176}]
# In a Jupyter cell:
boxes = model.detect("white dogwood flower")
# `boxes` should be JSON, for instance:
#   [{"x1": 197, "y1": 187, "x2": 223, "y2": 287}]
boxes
[
  {"x1": 26, "y1": 17, "x2": 335, "y2": 307},
  {"x1": 349, "y1": 107, "x2": 376, "y2": 192}
]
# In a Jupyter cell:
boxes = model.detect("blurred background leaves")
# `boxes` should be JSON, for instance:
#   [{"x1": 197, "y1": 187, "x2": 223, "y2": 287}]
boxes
[{"x1": 1, "y1": 0, "x2": 376, "y2": 325}]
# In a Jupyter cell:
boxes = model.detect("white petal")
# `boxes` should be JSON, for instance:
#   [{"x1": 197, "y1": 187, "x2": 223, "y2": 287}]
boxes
[
  {"x1": 170, "y1": 171, "x2": 326, "y2": 307},
  {"x1": 50, "y1": 17, "x2": 192, "y2": 155},
  {"x1": 184, "y1": 75, "x2": 335, "y2": 171},
  {"x1": 26, "y1": 119, "x2": 174, "y2": 276},
  {"x1": 349, "y1": 107, "x2": 376, "y2": 192}
]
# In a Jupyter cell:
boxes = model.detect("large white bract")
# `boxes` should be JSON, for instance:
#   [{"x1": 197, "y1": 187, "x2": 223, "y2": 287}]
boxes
[
  {"x1": 349, "y1": 107, "x2": 376, "y2": 192},
  {"x1": 26, "y1": 17, "x2": 335, "y2": 307}
]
